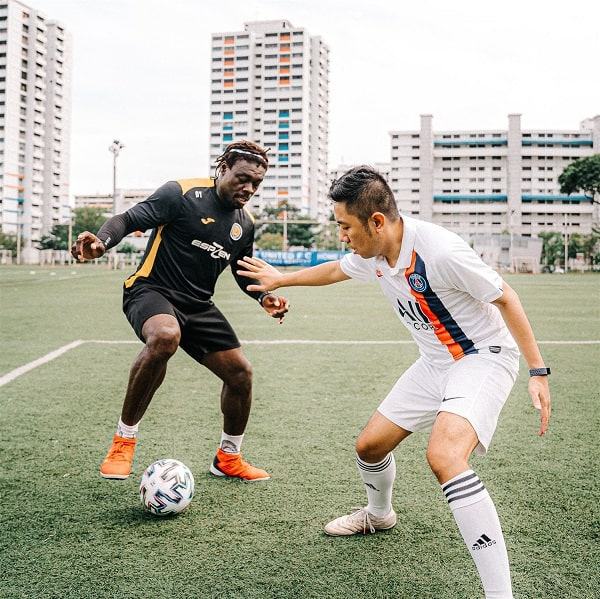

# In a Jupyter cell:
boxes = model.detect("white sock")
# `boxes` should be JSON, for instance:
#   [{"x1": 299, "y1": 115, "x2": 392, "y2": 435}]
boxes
[
  {"x1": 356, "y1": 453, "x2": 396, "y2": 517},
  {"x1": 116, "y1": 418, "x2": 139, "y2": 439},
  {"x1": 442, "y1": 470, "x2": 513, "y2": 599},
  {"x1": 220, "y1": 432, "x2": 244, "y2": 454}
]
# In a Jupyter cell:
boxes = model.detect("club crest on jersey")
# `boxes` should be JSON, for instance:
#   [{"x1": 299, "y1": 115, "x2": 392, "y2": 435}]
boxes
[
  {"x1": 408, "y1": 272, "x2": 427, "y2": 293},
  {"x1": 375, "y1": 269, "x2": 383, "y2": 278},
  {"x1": 230, "y1": 223, "x2": 243, "y2": 241}
]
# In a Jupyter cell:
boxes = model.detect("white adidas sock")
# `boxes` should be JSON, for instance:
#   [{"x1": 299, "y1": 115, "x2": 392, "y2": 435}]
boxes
[
  {"x1": 356, "y1": 453, "x2": 396, "y2": 517},
  {"x1": 442, "y1": 470, "x2": 513, "y2": 599},
  {"x1": 116, "y1": 418, "x2": 139, "y2": 439},
  {"x1": 220, "y1": 432, "x2": 244, "y2": 454}
]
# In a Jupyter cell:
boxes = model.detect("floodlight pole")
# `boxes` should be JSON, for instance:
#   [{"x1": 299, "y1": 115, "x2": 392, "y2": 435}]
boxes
[
  {"x1": 15, "y1": 209, "x2": 21, "y2": 265},
  {"x1": 282, "y1": 208, "x2": 288, "y2": 251},
  {"x1": 509, "y1": 209, "x2": 515, "y2": 273},
  {"x1": 108, "y1": 139, "x2": 125, "y2": 268},
  {"x1": 563, "y1": 212, "x2": 569, "y2": 273},
  {"x1": 67, "y1": 218, "x2": 73, "y2": 265}
]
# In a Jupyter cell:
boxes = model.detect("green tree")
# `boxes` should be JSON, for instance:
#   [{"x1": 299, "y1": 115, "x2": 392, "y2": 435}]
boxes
[
  {"x1": 0, "y1": 232, "x2": 18, "y2": 257},
  {"x1": 256, "y1": 204, "x2": 317, "y2": 248},
  {"x1": 313, "y1": 221, "x2": 342, "y2": 250},
  {"x1": 117, "y1": 241, "x2": 138, "y2": 254},
  {"x1": 72, "y1": 206, "x2": 108, "y2": 236},
  {"x1": 255, "y1": 232, "x2": 284, "y2": 250},
  {"x1": 37, "y1": 224, "x2": 69, "y2": 250},
  {"x1": 567, "y1": 232, "x2": 585, "y2": 259},
  {"x1": 581, "y1": 227, "x2": 600, "y2": 265},
  {"x1": 538, "y1": 231, "x2": 564, "y2": 267},
  {"x1": 37, "y1": 207, "x2": 108, "y2": 251},
  {"x1": 558, "y1": 154, "x2": 600, "y2": 202}
]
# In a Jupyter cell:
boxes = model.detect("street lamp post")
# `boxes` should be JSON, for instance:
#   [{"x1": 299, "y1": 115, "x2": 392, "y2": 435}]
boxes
[
  {"x1": 282, "y1": 207, "x2": 288, "y2": 251},
  {"x1": 509, "y1": 209, "x2": 515, "y2": 273},
  {"x1": 108, "y1": 139, "x2": 125, "y2": 268},
  {"x1": 563, "y1": 212, "x2": 569, "y2": 273},
  {"x1": 15, "y1": 209, "x2": 21, "y2": 265}
]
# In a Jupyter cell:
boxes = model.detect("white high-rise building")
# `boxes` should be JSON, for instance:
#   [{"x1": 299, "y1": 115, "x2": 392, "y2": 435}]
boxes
[
  {"x1": 209, "y1": 20, "x2": 329, "y2": 220},
  {"x1": 0, "y1": 0, "x2": 72, "y2": 261},
  {"x1": 390, "y1": 114, "x2": 600, "y2": 238}
]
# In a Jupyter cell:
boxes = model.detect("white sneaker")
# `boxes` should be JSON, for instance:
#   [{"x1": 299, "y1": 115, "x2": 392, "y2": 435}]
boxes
[{"x1": 324, "y1": 507, "x2": 397, "y2": 536}]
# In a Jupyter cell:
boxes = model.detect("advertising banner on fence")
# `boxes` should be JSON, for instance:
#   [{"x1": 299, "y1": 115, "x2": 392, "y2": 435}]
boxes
[{"x1": 255, "y1": 250, "x2": 348, "y2": 267}]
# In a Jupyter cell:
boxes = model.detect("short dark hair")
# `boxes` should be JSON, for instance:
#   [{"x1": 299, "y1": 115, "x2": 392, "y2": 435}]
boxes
[
  {"x1": 214, "y1": 140, "x2": 269, "y2": 177},
  {"x1": 329, "y1": 166, "x2": 399, "y2": 225}
]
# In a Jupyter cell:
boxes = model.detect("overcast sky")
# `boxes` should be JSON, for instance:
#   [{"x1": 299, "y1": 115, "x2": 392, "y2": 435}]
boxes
[{"x1": 31, "y1": 0, "x2": 600, "y2": 195}]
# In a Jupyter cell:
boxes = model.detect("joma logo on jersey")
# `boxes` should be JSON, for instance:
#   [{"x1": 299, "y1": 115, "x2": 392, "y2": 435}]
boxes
[
  {"x1": 201, "y1": 217, "x2": 215, "y2": 225},
  {"x1": 191, "y1": 239, "x2": 231, "y2": 260},
  {"x1": 397, "y1": 298, "x2": 435, "y2": 331}
]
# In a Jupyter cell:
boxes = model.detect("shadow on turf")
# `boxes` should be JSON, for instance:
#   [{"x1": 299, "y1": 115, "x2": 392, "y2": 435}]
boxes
[{"x1": 109, "y1": 506, "x2": 193, "y2": 525}]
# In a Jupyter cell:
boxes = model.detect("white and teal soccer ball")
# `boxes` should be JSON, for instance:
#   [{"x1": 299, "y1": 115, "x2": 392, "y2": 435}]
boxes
[{"x1": 139, "y1": 459, "x2": 195, "y2": 516}]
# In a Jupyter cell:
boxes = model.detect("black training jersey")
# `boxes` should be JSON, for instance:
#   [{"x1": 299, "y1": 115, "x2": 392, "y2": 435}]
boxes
[{"x1": 122, "y1": 178, "x2": 259, "y2": 301}]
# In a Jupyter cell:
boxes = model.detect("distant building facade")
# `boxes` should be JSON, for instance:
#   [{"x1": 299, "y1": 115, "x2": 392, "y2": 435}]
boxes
[
  {"x1": 74, "y1": 188, "x2": 153, "y2": 215},
  {"x1": 209, "y1": 20, "x2": 329, "y2": 220},
  {"x1": 0, "y1": 0, "x2": 72, "y2": 261},
  {"x1": 389, "y1": 114, "x2": 600, "y2": 238}
]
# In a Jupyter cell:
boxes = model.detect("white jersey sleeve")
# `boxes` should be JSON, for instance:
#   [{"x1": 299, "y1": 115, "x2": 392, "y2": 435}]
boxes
[
  {"x1": 435, "y1": 235, "x2": 504, "y2": 303},
  {"x1": 339, "y1": 253, "x2": 377, "y2": 283}
]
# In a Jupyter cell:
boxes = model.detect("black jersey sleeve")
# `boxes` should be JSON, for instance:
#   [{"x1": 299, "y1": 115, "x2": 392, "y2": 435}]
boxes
[
  {"x1": 125, "y1": 181, "x2": 185, "y2": 232},
  {"x1": 95, "y1": 212, "x2": 133, "y2": 250},
  {"x1": 231, "y1": 233, "x2": 263, "y2": 302}
]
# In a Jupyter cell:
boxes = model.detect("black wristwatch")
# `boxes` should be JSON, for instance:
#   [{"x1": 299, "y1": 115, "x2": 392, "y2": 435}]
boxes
[
  {"x1": 529, "y1": 367, "x2": 551, "y2": 377},
  {"x1": 258, "y1": 292, "x2": 273, "y2": 306}
]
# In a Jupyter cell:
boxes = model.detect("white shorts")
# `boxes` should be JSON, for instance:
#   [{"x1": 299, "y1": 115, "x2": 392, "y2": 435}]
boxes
[{"x1": 377, "y1": 349, "x2": 519, "y2": 454}]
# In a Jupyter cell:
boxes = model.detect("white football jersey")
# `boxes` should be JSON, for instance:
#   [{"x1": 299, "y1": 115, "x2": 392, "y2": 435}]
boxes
[{"x1": 339, "y1": 215, "x2": 518, "y2": 367}]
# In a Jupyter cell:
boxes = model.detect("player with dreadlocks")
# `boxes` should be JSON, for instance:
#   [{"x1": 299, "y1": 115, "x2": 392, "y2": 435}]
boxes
[{"x1": 72, "y1": 140, "x2": 288, "y2": 481}]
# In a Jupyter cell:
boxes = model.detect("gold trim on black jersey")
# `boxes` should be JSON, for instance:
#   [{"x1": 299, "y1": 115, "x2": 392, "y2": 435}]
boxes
[
  {"x1": 243, "y1": 206, "x2": 255, "y2": 223},
  {"x1": 124, "y1": 225, "x2": 164, "y2": 288},
  {"x1": 177, "y1": 178, "x2": 214, "y2": 195}
]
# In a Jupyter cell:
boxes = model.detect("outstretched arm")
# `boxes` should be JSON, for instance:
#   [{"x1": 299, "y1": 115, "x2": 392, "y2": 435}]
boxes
[
  {"x1": 492, "y1": 281, "x2": 551, "y2": 436},
  {"x1": 71, "y1": 213, "x2": 131, "y2": 261},
  {"x1": 236, "y1": 257, "x2": 350, "y2": 292}
]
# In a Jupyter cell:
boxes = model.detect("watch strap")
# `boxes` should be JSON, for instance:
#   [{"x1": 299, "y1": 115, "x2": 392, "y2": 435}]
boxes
[{"x1": 529, "y1": 367, "x2": 551, "y2": 377}]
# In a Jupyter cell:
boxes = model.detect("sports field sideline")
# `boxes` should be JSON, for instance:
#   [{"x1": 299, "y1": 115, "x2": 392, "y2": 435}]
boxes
[{"x1": 1, "y1": 266, "x2": 599, "y2": 598}]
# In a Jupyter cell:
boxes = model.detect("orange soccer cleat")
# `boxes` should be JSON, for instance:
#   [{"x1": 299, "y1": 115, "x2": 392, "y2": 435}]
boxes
[
  {"x1": 209, "y1": 447, "x2": 270, "y2": 482},
  {"x1": 100, "y1": 434, "x2": 137, "y2": 479}
]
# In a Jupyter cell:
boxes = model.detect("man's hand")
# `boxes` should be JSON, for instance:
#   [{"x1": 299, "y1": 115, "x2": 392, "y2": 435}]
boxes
[
  {"x1": 237, "y1": 257, "x2": 283, "y2": 292},
  {"x1": 261, "y1": 294, "x2": 289, "y2": 324},
  {"x1": 528, "y1": 376, "x2": 551, "y2": 436},
  {"x1": 71, "y1": 231, "x2": 106, "y2": 261}
]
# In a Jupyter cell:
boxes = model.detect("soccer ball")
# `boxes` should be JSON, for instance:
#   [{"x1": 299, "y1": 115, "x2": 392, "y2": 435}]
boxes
[{"x1": 139, "y1": 459, "x2": 195, "y2": 516}]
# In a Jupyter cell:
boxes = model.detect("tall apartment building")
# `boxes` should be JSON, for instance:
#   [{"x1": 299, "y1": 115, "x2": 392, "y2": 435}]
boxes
[
  {"x1": 209, "y1": 20, "x2": 329, "y2": 220},
  {"x1": 390, "y1": 114, "x2": 600, "y2": 237},
  {"x1": 0, "y1": 0, "x2": 72, "y2": 261}
]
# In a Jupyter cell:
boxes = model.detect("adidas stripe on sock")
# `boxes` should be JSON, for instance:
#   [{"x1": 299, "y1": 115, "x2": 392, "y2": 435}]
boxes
[
  {"x1": 356, "y1": 453, "x2": 396, "y2": 518},
  {"x1": 442, "y1": 470, "x2": 513, "y2": 599}
]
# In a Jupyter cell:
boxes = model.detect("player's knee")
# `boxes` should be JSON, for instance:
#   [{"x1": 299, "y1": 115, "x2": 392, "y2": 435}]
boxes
[
  {"x1": 355, "y1": 436, "x2": 386, "y2": 463},
  {"x1": 426, "y1": 443, "x2": 462, "y2": 477},
  {"x1": 227, "y1": 361, "x2": 253, "y2": 394},
  {"x1": 146, "y1": 326, "x2": 180, "y2": 358}
]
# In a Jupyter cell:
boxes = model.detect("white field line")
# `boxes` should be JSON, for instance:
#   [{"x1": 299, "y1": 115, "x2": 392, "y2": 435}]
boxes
[
  {"x1": 0, "y1": 340, "x2": 85, "y2": 388},
  {"x1": 1, "y1": 338, "x2": 599, "y2": 389}
]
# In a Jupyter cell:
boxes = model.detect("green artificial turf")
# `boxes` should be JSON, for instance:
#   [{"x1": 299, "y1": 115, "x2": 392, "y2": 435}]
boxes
[{"x1": 0, "y1": 266, "x2": 598, "y2": 598}]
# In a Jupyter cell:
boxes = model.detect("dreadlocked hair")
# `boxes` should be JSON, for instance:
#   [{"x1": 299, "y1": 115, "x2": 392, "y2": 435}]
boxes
[{"x1": 214, "y1": 140, "x2": 269, "y2": 178}]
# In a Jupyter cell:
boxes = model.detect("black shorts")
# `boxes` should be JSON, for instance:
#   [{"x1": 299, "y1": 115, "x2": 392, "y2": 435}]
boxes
[{"x1": 123, "y1": 284, "x2": 240, "y2": 362}]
